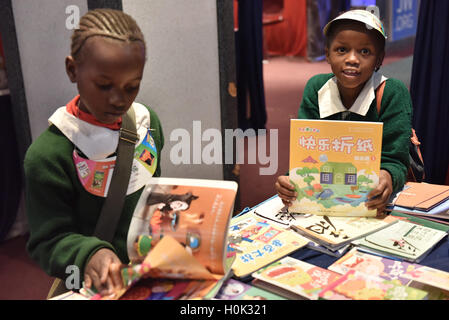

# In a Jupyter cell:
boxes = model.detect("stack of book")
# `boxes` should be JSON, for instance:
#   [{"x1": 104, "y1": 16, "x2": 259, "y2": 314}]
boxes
[{"x1": 387, "y1": 182, "x2": 449, "y2": 225}]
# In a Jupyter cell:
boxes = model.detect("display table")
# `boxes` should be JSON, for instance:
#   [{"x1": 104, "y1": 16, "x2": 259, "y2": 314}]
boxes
[{"x1": 235, "y1": 195, "x2": 449, "y2": 281}]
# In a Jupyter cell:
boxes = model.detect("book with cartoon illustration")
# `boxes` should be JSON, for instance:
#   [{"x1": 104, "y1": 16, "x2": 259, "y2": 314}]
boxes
[
  {"x1": 289, "y1": 119, "x2": 383, "y2": 217},
  {"x1": 328, "y1": 248, "x2": 449, "y2": 299},
  {"x1": 214, "y1": 278, "x2": 286, "y2": 300},
  {"x1": 318, "y1": 269, "x2": 428, "y2": 300},
  {"x1": 228, "y1": 212, "x2": 310, "y2": 278},
  {"x1": 127, "y1": 177, "x2": 238, "y2": 272},
  {"x1": 290, "y1": 214, "x2": 398, "y2": 251},
  {"x1": 81, "y1": 177, "x2": 238, "y2": 300},
  {"x1": 251, "y1": 256, "x2": 341, "y2": 300}
]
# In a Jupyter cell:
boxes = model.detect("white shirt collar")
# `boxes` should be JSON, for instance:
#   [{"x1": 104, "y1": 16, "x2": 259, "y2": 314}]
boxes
[
  {"x1": 48, "y1": 102, "x2": 151, "y2": 160},
  {"x1": 318, "y1": 72, "x2": 388, "y2": 118}
]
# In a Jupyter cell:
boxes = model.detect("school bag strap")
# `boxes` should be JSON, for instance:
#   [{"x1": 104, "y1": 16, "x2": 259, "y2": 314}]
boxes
[
  {"x1": 93, "y1": 106, "x2": 138, "y2": 242},
  {"x1": 375, "y1": 81, "x2": 425, "y2": 182},
  {"x1": 47, "y1": 106, "x2": 138, "y2": 300}
]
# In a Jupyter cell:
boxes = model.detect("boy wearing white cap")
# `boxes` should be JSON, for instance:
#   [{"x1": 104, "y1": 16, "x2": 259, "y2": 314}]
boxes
[{"x1": 275, "y1": 10, "x2": 412, "y2": 216}]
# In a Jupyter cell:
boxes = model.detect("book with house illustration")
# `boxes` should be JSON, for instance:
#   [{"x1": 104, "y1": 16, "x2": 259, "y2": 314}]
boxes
[
  {"x1": 289, "y1": 119, "x2": 383, "y2": 217},
  {"x1": 228, "y1": 212, "x2": 310, "y2": 278},
  {"x1": 251, "y1": 256, "x2": 341, "y2": 300},
  {"x1": 79, "y1": 177, "x2": 239, "y2": 300}
]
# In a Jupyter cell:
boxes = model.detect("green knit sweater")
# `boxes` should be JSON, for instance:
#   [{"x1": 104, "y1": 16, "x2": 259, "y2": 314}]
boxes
[
  {"x1": 298, "y1": 73, "x2": 412, "y2": 193},
  {"x1": 24, "y1": 105, "x2": 164, "y2": 281}
]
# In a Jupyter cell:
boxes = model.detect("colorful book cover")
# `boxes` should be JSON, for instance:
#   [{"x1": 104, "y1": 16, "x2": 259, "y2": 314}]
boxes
[
  {"x1": 290, "y1": 214, "x2": 398, "y2": 250},
  {"x1": 87, "y1": 236, "x2": 225, "y2": 300},
  {"x1": 251, "y1": 256, "x2": 341, "y2": 300},
  {"x1": 318, "y1": 270, "x2": 428, "y2": 300},
  {"x1": 83, "y1": 177, "x2": 238, "y2": 300},
  {"x1": 214, "y1": 278, "x2": 286, "y2": 300},
  {"x1": 328, "y1": 248, "x2": 415, "y2": 285},
  {"x1": 127, "y1": 177, "x2": 238, "y2": 275},
  {"x1": 354, "y1": 220, "x2": 448, "y2": 262},
  {"x1": 329, "y1": 248, "x2": 449, "y2": 297},
  {"x1": 228, "y1": 213, "x2": 309, "y2": 278},
  {"x1": 289, "y1": 119, "x2": 383, "y2": 217}
]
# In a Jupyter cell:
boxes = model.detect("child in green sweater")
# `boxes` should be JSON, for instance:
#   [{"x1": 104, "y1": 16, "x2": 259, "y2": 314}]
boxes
[
  {"x1": 275, "y1": 9, "x2": 412, "y2": 216},
  {"x1": 24, "y1": 9, "x2": 164, "y2": 297}
]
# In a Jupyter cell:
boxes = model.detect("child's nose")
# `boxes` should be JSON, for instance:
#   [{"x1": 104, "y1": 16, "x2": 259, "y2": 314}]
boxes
[
  {"x1": 345, "y1": 50, "x2": 360, "y2": 65},
  {"x1": 109, "y1": 88, "x2": 126, "y2": 109}
]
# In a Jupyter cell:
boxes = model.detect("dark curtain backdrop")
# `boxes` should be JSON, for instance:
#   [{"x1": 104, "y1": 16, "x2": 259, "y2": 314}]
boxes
[
  {"x1": 235, "y1": 0, "x2": 267, "y2": 130},
  {"x1": 0, "y1": 94, "x2": 21, "y2": 241},
  {"x1": 409, "y1": 0, "x2": 449, "y2": 185},
  {"x1": 0, "y1": 33, "x2": 21, "y2": 241}
]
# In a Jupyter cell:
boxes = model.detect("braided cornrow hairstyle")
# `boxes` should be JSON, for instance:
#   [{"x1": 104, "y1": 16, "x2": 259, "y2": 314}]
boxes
[{"x1": 71, "y1": 8, "x2": 146, "y2": 61}]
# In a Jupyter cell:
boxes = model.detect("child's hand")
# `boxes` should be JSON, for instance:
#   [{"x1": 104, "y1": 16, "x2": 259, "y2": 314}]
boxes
[
  {"x1": 275, "y1": 175, "x2": 298, "y2": 207},
  {"x1": 366, "y1": 169, "x2": 393, "y2": 217},
  {"x1": 84, "y1": 248, "x2": 123, "y2": 297}
]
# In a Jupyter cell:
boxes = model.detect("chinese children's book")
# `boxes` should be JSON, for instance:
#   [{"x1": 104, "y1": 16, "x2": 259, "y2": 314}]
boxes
[
  {"x1": 80, "y1": 177, "x2": 239, "y2": 300},
  {"x1": 215, "y1": 278, "x2": 286, "y2": 300},
  {"x1": 318, "y1": 269, "x2": 428, "y2": 300},
  {"x1": 353, "y1": 220, "x2": 448, "y2": 263},
  {"x1": 329, "y1": 248, "x2": 449, "y2": 299},
  {"x1": 251, "y1": 256, "x2": 341, "y2": 300},
  {"x1": 289, "y1": 119, "x2": 383, "y2": 217},
  {"x1": 289, "y1": 214, "x2": 398, "y2": 251},
  {"x1": 228, "y1": 212, "x2": 309, "y2": 278}
]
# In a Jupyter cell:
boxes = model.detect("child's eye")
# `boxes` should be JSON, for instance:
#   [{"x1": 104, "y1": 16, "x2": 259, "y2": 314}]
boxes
[
  {"x1": 126, "y1": 85, "x2": 139, "y2": 93},
  {"x1": 97, "y1": 83, "x2": 111, "y2": 90},
  {"x1": 360, "y1": 48, "x2": 371, "y2": 55},
  {"x1": 336, "y1": 47, "x2": 346, "y2": 54}
]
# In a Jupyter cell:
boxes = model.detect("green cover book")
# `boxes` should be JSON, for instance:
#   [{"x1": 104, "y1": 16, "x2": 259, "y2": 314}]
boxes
[{"x1": 354, "y1": 219, "x2": 448, "y2": 263}]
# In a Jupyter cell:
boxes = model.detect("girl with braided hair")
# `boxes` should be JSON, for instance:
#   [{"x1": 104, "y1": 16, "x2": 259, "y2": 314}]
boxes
[{"x1": 24, "y1": 9, "x2": 164, "y2": 297}]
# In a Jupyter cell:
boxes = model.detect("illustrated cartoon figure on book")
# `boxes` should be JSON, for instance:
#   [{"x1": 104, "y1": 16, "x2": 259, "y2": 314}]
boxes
[{"x1": 145, "y1": 189, "x2": 202, "y2": 252}]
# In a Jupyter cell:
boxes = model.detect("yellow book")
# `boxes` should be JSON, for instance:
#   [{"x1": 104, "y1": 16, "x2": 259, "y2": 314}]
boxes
[
  {"x1": 229, "y1": 212, "x2": 309, "y2": 278},
  {"x1": 289, "y1": 119, "x2": 383, "y2": 217}
]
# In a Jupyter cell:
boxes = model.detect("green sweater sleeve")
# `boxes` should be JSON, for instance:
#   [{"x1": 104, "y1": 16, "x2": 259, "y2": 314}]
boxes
[{"x1": 377, "y1": 78, "x2": 412, "y2": 192}]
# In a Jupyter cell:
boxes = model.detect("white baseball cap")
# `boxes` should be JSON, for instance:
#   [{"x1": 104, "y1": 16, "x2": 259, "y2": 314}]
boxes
[{"x1": 323, "y1": 9, "x2": 387, "y2": 40}]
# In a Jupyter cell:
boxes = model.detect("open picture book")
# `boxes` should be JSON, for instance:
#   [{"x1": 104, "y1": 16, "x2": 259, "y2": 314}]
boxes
[
  {"x1": 289, "y1": 119, "x2": 383, "y2": 217},
  {"x1": 81, "y1": 177, "x2": 239, "y2": 300}
]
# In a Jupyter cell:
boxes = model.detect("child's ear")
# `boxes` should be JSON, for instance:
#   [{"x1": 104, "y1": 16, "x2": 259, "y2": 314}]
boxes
[
  {"x1": 376, "y1": 51, "x2": 385, "y2": 71},
  {"x1": 65, "y1": 56, "x2": 77, "y2": 83},
  {"x1": 325, "y1": 47, "x2": 330, "y2": 64}
]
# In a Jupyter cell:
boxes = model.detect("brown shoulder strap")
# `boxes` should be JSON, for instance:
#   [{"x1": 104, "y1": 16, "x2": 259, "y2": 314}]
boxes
[
  {"x1": 93, "y1": 106, "x2": 138, "y2": 242},
  {"x1": 376, "y1": 81, "x2": 386, "y2": 115}
]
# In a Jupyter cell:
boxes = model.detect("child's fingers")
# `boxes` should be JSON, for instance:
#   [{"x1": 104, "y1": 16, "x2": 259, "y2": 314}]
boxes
[
  {"x1": 277, "y1": 176, "x2": 295, "y2": 191},
  {"x1": 88, "y1": 269, "x2": 105, "y2": 294},
  {"x1": 366, "y1": 188, "x2": 389, "y2": 211},
  {"x1": 84, "y1": 274, "x2": 92, "y2": 288},
  {"x1": 100, "y1": 262, "x2": 110, "y2": 284},
  {"x1": 109, "y1": 263, "x2": 123, "y2": 290}
]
